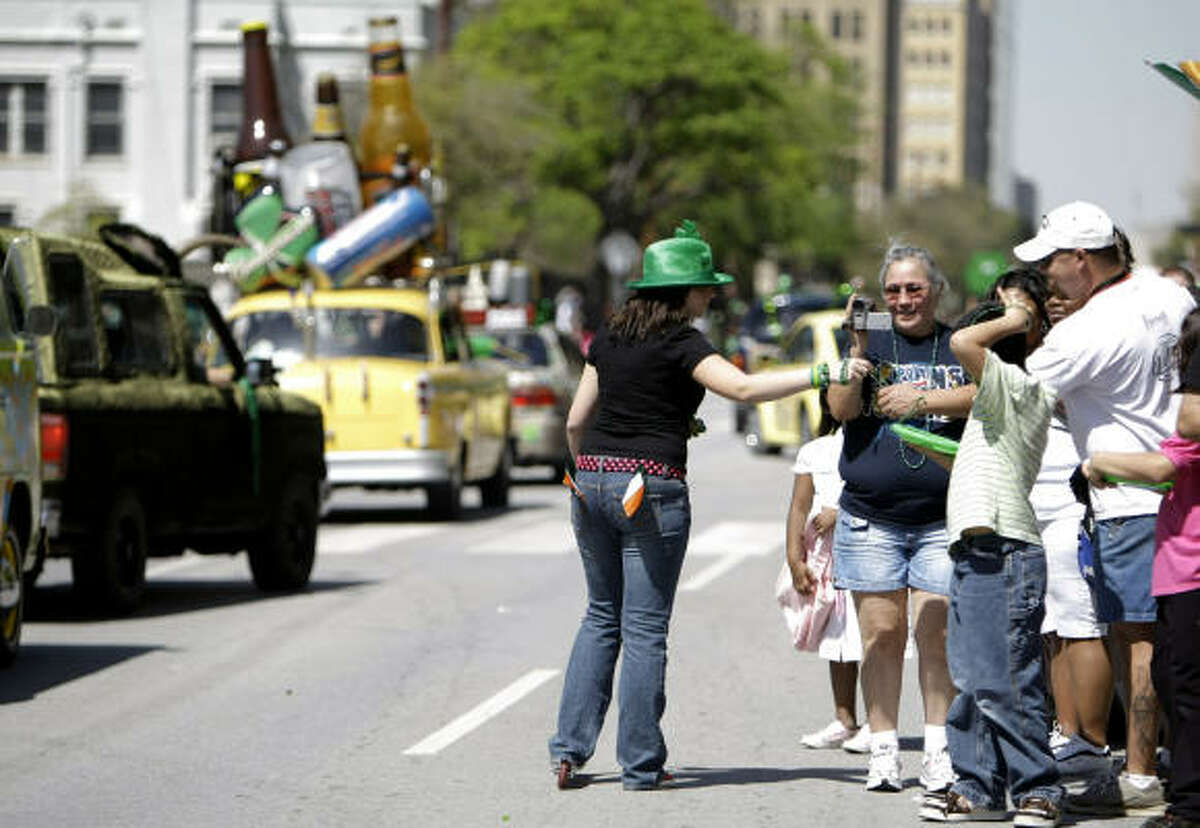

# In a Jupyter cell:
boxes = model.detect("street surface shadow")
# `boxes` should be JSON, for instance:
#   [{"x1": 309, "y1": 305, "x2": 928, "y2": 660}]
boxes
[
  {"x1": 321, "y1": 501, "x2": 550, "y2": 525},
  {"x1": 0, "y1": 643, "x2": 162, "y2": 704},
  {"x1": 581, "y1": 765, "x2": 867, "y2": 789},
  {"x1": 25, "y1": 577, "x2": 370, "y2": 622}
]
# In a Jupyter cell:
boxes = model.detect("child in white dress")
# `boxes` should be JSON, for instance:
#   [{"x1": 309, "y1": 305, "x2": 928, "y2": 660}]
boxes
[{"x1": 784, "y1": 423, "x2": 871, "y2": 753}]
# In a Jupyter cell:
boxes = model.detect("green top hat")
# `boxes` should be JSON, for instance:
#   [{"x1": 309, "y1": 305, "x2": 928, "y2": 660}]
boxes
[{"x1": 627, "y1": 220, "x2": 734, "y2": 290}]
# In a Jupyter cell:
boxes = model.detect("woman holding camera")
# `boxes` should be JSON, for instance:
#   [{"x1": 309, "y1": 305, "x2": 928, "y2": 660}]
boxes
[
  {"x1": 827, "y1": 242, "x2": 976, "y2": 796},
  {"x1": 549, "y1": 221, "x2": 870, "y2": 791}
]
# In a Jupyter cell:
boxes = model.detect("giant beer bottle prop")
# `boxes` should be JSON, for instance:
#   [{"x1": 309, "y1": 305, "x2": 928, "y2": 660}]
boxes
[
  {"x1": 357, "y1": 16, "x2": 432, "y2": 207},
  {"x1": 233, "y1": 21, "x2": 292, "y2": 198}
]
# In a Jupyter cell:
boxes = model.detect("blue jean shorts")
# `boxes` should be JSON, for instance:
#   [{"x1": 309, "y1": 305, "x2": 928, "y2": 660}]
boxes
[
  {"x1": 832, "y1": 508, "x2": 953, "y2": 595},
  {"x1": 1093, "y1": 514, "x2": 1157, "y2": 623}
]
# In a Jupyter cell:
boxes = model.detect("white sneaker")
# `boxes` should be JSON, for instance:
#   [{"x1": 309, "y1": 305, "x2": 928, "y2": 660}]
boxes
[
  {"x1": 843, "y1": 723, "x2": 872, "y2": 754},
  {"x1": 920, "y1": 746, "x2": 955, "y2": 793},
  {"x1": 1048, "y1": 722, "x2": 1069, "y2": 752},
  {"x1": 801, "y1": 720, "x2": 854, "y2": 749},
  {"x1": 866, "y1": 741, "x2": 903, "y2": 792}
]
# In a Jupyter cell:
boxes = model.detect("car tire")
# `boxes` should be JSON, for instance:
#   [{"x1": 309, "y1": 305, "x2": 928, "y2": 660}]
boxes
[
  {"x1": 479, "y1": 441, "x2": 512, "y2": 509},
  {"x1": 0, "y1": 527, "x2": 23, "y2": 667},
  {"x1": 745, "y1": 409, "x2": 781, "y2": 456},
  {"x1": 249, "y1": 475, "x2": 318, "y2": 592},
  {"x1": 73, "y1": 489, "x2": 147, "y2": 615},
  {"x1": 426, "y1": 457, "x2": 463, "y2": 520}
]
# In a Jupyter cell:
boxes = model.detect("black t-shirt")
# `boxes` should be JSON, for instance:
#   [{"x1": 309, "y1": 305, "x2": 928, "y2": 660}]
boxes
[
  {"x1": 838, "y1": 322, "x2": 968, "y2": 526},
  {"x1": 580, "y1": 322, "x2": 717, "y2": 470},
  {"x1": 1181, "y1": 346, "x2": 1200, "y2": 392}
]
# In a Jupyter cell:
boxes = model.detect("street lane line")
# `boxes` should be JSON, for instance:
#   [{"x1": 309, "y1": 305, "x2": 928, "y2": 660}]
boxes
[
  {"x1": 467, "y1": 518, "x2": 783, "y2": 558},
  {"x1": 469, "y1": 519, "x2": 575, "y2": 555},
  {"x1": 403, "y1": 668, "x2": 560, "y2": 756},
  {"x1": 686, "y1": 521, "x2": 781, "y2": 556},
  {"x1": 679, "y1": 521, "x2": 783, "y2": 592},
  {"x1": 317, "y1": 525, "x2": 440, "y2": 556},
  {"x1": 680, "y1": 553, "x2": 750, "y2": 592},
  {"x1": 147, "y1": 551, "x2": 206, "y2": 578}
]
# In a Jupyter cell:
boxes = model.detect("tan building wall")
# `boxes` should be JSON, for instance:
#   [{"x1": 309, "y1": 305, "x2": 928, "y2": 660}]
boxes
[
  {"x1": 728, "y1": 0, "x2": 993, "y2": 203},
  {"x1": 729, "y1": 0, "x2": 897, "y2": 210}
]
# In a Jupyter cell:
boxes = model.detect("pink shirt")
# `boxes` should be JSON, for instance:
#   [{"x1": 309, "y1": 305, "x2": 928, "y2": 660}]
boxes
[{"x1": 1154, "y1": 434, "x2": 1200, "y2": 596}]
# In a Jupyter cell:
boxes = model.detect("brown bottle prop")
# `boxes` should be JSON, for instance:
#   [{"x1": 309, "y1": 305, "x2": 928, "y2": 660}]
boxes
[
  {"x1": 234, "y1": 21, "x2": 292, "y2": 198},
  {"x1": 358, "y1": 16, "x2": 432, "y2": 207}
]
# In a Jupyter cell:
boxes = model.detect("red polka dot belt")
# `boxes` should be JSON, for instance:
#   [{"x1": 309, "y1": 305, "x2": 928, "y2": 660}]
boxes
[{"x1": 576, "y1": 454, "x2": 686, "y2": 481}]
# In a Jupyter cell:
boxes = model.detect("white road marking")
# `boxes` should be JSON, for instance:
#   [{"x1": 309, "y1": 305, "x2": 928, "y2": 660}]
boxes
[
  {"x1": 679, "y1": 521, "x2": 783, "y2": 593},
  {"x1": 469, "y1": 519, "x2": 575, "y2": 555},
  {"x1": 403, "y1": 668, "x2": 560, "y2": 756},
  {"x1": 146, "y1": 551, "x2": 206, "y2": 578},
  {"x1": 317, "y1": 524, "x2": 441, "y2": 556}
]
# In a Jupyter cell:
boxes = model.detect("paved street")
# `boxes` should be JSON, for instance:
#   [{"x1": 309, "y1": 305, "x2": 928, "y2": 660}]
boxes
[{"x1": 3, "y1": 397, "x2": 1143, "y2": 827}]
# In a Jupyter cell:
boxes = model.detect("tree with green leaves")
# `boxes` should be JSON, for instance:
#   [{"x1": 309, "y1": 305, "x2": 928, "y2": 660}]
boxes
[{"x1": 413, "y1": 0, "x2": 860, "y2": 297}]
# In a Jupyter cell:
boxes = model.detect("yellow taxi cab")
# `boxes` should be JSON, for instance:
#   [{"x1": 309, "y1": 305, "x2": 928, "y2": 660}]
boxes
[
  {"x1": 744, "y1": 308, "x2": 849, "y2": 454},
  {"x1": 227, "y1": 284, "x2": 512, "y2": 519}
]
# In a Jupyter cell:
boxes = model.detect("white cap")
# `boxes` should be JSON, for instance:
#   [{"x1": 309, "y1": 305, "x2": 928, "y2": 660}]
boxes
[{"x1": 1013, "y1": 201, "x2": 1116, "y2": 262}]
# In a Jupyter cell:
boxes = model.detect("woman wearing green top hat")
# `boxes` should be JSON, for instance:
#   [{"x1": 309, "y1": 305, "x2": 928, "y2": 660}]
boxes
[{"x1": 549, "y1": 221, "x2": 871, "y2": 791}]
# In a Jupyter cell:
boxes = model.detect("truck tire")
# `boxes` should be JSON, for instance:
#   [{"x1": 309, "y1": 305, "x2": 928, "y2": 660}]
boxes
[
  {"x1": 426, "y1": 456, "x2": 463, "y2": 520},
  {"x1": 479, "y1": 441, "x2": 512, "y2": 509},
  {"x1": 73, "y1": 489, "x2": 147, "y2": 615},
  {"x1": 0, "y1": 527, "x2": 23, "y2": 667},
  {"x1": 249, "y1": 475, "x2": 318, "y2": 592}
]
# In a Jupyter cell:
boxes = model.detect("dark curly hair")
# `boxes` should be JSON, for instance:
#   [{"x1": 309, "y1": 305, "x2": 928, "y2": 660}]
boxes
[{"x1": 606, "y1": 286, "x2": 694, "y2": 341}]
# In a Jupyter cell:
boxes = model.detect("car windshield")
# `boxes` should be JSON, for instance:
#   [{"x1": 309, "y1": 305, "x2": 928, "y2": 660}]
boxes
[
  {"x1": 232, "y1": 308, "x2": 429, "y2": 368},
  {"x1": 487, "y1": 331, "x2": 549, "y2": 367}
]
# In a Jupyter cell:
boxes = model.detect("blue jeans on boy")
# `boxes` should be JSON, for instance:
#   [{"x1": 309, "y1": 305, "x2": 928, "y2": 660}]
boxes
[
  {"x1": 548, "y1": 467, "x2": 690, "y2": 790},
  {"x1": 946, "y1": 533, "x2": 1063, "y2": 809}
]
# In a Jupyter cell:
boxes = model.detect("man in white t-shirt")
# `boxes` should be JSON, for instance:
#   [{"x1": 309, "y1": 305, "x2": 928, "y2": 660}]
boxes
[{"x1": 1015, "y1": 201, "x2": 1196, "y2": 816}]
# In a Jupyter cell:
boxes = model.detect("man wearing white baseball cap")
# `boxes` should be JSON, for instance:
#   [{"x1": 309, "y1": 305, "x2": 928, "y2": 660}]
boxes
[{"x1": 1016, "y1": 201, "x2": 1195, "y2": 817}]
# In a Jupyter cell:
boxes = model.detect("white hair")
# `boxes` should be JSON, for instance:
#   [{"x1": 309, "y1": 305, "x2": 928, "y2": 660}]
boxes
[{"x1": 876, "y1": 241, "x2": 948, "y2": 295}]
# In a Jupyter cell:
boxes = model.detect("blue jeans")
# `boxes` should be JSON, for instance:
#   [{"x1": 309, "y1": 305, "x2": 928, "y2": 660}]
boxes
[
  {"x1": 946, "y1": 533, "x2": 1063, "y2": 808},
  {"x1": 548, "y1": 467, "x2": 690, "y2": 790}
]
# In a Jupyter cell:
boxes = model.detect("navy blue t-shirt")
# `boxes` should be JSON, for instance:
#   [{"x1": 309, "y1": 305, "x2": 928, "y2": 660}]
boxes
[
  {"x1": 581, "y1": 322, "x2": 717, "y2": 470},
  {"x1": 838, "y1": 322, "x2": 968, "y2": 526}
]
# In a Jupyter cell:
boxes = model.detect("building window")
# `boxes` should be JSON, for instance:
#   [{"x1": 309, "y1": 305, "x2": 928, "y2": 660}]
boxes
[
  {"x1": 941, "y1": 50, "x2": 951, "y2": 65},
  {"x1": 0, "y1": 206, "x2": 13, "y2": 226},
  {"x1": 800, "y1": 9, "x2": 811, "y2": 24},
  {"x1": 86, "y1": 80, "x2": 123, "y2": 156},
  {"x1": 209, "y1": 81, "x2": 241, "y2": 156},
  {"x1": 0, "y1": 80, "x2": 48, "y2": 155},
  {"x1": 942, "y1": 17, "x2": 952, "y2": 32},
  {"x1": 852, "y1": 12, "x2": 863, "y2": 40},
  {"x1": 831, "y1": 11, "x2": 842, "y2": 38}
]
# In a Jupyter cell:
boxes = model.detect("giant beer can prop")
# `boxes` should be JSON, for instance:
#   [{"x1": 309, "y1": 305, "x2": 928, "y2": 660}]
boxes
[{"x1": 306, "y1": 185, "x2": 434, "y2": 287}]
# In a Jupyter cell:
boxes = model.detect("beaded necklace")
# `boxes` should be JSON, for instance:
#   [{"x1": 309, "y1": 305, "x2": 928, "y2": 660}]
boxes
[{"x1": 890, "y1": 325, "x2": 940, "y2": 470}]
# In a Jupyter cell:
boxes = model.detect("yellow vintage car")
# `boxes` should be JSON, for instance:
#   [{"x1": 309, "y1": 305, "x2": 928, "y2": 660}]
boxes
[
  {"x1": 744, "y1": 308, "x2": 850, "y2": 454},
  {"x1": 227, "y1": 285, "x2": 512, "y2": 519}
]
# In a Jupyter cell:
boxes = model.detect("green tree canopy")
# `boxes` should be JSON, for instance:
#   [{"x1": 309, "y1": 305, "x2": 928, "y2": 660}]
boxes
[{"x1": 414, "y1": 0, "x2": 860, "y2": 291}]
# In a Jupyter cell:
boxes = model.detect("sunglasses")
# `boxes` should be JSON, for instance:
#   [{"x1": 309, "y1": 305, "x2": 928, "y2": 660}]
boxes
[{"x1": 884, "y1": 283, "x2": 929, "y2": 297}]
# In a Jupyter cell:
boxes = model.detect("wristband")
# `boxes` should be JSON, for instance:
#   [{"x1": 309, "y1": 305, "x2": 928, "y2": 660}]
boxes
[
  {"x1": 838, "y1": 359, "x2": 849, "y2": 385},
  {"x1": 810, "y1": 364, "x2": 818, "y2": 389},
  {"x1": 818, "y1": 362, "x2": 831, "y2": 388}
]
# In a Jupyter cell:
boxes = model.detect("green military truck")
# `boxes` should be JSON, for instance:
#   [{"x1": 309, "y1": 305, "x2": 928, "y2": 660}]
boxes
[{"x1": 0, "y1": 228, "x2": 326, "y2": 614}]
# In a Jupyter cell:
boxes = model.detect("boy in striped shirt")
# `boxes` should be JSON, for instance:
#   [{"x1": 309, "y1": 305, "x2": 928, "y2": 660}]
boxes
[{"x1": 918, "y1": 269, "x2": 1064, "y2": 826}]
